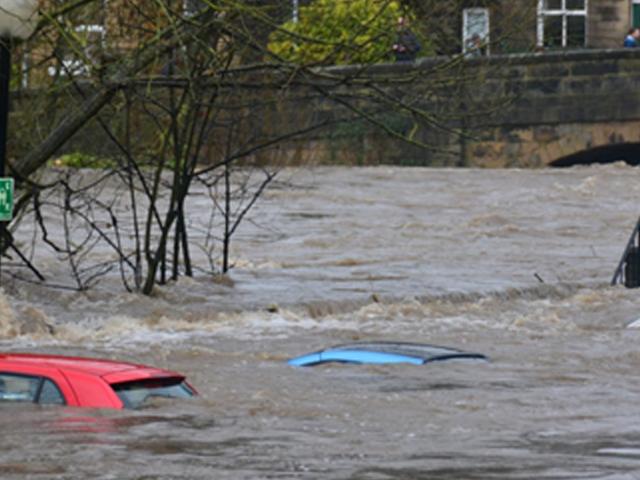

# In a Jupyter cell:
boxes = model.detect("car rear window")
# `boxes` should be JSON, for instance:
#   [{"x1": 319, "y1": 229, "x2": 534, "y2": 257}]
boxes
[{"x1": 110, "y1": 377, "x2": 194, "y2": 409}]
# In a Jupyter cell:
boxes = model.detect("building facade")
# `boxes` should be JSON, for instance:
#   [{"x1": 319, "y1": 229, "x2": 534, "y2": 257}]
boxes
[
  {"x1": 24, "y1": 0, "x2": 640, "y2": 86},
  {"x1": 462, "y1": 0, "x2": 639, "y2": 54}
]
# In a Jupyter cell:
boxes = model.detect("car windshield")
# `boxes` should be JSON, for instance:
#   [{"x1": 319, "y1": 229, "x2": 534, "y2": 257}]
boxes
[{"x1": 111, "y1": 377, "x2": 194, "y2": 409}]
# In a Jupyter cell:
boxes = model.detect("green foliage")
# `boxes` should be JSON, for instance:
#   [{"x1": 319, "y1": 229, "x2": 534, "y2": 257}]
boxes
[
  {"x1": 268, "y1": 0, "x2": 430, "y2": 65},
  {"x1": 10, "y1": 60, "x2": 21, "y2": 90},
  {"x1": 52, "y1": 151, "x2": 180, "y2": 170},
  {"x1": 52, "y1": 152, "x2": 115, "y2": 169}
]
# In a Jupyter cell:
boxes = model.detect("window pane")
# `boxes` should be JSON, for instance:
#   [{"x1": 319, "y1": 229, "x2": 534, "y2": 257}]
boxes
[
  {"x1": 112, "y1": 378, "x2": 194, "y2": 409},
  {"x1": 38, "y1": 379, "x2": 65, "y2": 405},
  {"x1": 567, "y1": 15, "x2": 586, "y2": 47},
  {"x1": 0, "y1": 373, "x2": 40, "y2": 403},
  {"x1": 544, "y1": 0, "x2": 562, "y2": 10},
  {"x1": 566, "y1": 0, "x2": 585, "y2": 10},
  {"x1": 49, "y1": 26, "x2": 104, "y2": 77},
  {"x1": 463, "y1": 9, "x2": 490, "y2": 54},
  {"x1": 543, "y1": 15, "x2": 563, "y2": 48}
]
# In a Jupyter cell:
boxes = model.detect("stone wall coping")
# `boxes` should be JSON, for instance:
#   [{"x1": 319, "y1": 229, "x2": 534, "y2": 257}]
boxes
[{"x1": 323, "y1": 48, "x2": 640, "y2": 76}]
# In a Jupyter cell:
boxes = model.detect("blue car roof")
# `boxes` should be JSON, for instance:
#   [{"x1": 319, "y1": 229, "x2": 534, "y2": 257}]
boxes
[{"x1": 288, "y1": 342, "x2": 488, "y2": 367}]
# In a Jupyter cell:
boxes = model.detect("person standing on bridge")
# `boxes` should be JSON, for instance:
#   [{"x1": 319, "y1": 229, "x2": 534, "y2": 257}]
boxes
[
  {"x1": 392, "y1": 16, "x2": 421, "y2": 62},
  {"x1": 623, "y1": 28, "x2": 640, "y2": 47}
]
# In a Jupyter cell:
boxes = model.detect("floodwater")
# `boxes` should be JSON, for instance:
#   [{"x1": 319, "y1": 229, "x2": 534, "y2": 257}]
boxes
[{"x1": 3, "y1": 165, "x2": 640, "y2": 479}]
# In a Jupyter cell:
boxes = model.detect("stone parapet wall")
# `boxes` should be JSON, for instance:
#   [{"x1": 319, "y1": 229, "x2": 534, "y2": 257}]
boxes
[{"x1": 14, "y1": 48, "x2": 640, "y2": 169}]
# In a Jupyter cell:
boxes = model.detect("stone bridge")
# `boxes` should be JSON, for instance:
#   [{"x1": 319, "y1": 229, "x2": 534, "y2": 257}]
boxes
[
  {"x1": 49, "y1": 48, "x2": 640, "y2": 169},
  {"x1": 461, "y1": 49, "x2": 640, "y2": 168},
  {"x1": 319, "y1": 48, "x2": 640, "y2": 168}
]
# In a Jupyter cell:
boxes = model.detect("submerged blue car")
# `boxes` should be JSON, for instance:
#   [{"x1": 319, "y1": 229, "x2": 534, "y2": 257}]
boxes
[{"x1": 288, "y1": 342, "x2": 488, "y2": 367}]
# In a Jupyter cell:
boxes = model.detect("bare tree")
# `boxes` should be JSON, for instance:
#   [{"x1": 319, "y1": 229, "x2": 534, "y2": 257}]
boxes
[{"x1": 3, "y1": 0, "x2": 529, "y2": 294}]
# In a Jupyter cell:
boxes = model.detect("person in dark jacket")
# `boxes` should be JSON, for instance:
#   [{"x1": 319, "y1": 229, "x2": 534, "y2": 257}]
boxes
[
  {"x1": 624, "y1": 28, "x2": 640, "y2": 47},
  {"x1": 392, "y1": 16, "x2": 421, "y2": 62}
]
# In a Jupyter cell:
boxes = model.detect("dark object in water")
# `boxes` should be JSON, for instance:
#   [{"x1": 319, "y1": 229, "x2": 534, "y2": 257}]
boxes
[
  {"x1": 288, "y1": 341, "x2": 488, "y2": 367},
  {"x1": 612, "y1": 217, "x2": 640, "y2": 288},
  {"x1": 625, "y1": 247, "x2": 640, "y2": 288}
]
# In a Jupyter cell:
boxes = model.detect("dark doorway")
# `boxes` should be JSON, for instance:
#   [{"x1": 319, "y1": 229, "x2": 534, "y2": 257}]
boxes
[{"x1": 550, "y1": 143, "x2": 640, "y2": 167}]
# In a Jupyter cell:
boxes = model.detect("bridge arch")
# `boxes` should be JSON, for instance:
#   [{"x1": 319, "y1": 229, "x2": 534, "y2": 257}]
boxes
[
  {"x1": 550, "y1": 142, "x2": 640, "y2": 167},
  {"x1": 465, "y1": 120, "x2": 640, "y2": 168}
]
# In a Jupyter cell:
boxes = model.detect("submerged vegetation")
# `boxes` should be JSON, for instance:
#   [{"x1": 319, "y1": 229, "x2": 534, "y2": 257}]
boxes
[
  {"x1": 51, "y1": 152, "x2": 114, "y2": 169},
  {"x1": 4, "y1": 0, "x2": 524, "y2": 295}
]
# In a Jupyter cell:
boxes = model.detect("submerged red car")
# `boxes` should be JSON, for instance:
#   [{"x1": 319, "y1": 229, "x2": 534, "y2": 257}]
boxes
[{"x1": 0, "y1": 353, "x2": 196, "y2": 409}]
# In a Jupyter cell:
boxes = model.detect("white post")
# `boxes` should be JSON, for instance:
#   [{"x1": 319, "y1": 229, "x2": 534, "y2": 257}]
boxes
[
  {"x1": 0, "y1": 0, "x2": 38, "y2": 283},
  {"x1": 536, "y1": 0, "x2": 545, "y2": 48},
  {"x1": 292, "y1": 0, "x2": 299, "y2": 23}
]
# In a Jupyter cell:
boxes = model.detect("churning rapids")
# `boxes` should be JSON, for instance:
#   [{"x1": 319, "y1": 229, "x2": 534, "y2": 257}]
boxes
[{"x1": 3, "y1": 165, "x2": 640, "y2": 479}]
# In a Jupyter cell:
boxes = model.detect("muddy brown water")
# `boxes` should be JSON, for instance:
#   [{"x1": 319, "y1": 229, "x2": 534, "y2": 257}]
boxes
[{"x1": 2, "y1": 165, "x2": 640, "y2": 479}]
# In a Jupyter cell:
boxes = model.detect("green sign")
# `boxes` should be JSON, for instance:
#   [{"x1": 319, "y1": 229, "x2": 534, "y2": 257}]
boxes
[{"x1": 0, "y1": 178, "x2": 14, "y2": 222}]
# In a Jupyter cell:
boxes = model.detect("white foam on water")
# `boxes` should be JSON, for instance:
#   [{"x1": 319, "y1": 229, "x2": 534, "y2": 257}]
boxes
[
  {"x1": 626, "y1": 318, "x2": 640, "y2": 329},
  {"x1": 598, "y1": 448, "x2": 640, "y2": 456}
]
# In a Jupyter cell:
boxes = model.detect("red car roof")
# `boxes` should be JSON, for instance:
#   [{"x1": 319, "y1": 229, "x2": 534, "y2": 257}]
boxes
[{"x1": 0, "y1": 353, "x2": 181, "y2": 382}]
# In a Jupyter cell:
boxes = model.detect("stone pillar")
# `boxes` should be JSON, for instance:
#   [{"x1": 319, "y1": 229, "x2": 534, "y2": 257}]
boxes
[{"x1": 588, "y1": 0, "x2": 630, "y2": 48}]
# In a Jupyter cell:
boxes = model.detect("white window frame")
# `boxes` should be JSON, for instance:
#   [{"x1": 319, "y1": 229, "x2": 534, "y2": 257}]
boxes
[
  {"x1": 537, "y1": 0, "x2": 588, "y2": 48},
  {"x1": 292, "y1": 0, "x2": 299, "y2": 23},
  {"x1": 633, "y1": 0, "x2": 640, "y2": 28},
  {"x1": 48, "y1": 23, "x2": 106, "y2": 77},
  {"x1": 463, "y1": 8, "x2": 490, "y2": 55},
  {"x1": 21, "y1": 50, "x2": 30, "y2": 88},
  {"x1": 47, "y1": 0, "x2": 107, "y2": 78}
]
